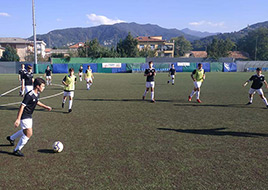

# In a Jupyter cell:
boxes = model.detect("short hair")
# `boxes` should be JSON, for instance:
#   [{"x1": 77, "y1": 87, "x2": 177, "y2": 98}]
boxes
[
  {"x1": 87, "y1": 65, "x2": 90, "y2": 67},
  {"x1": 27, "y1": 65, "x2": 32, "y2": 70},
  {"x1": 256, "y1": 68, "x2": 262, "y2": 71},
  {"x1": 171, "y1": 64, "x2": 174, "y2": 66},
  {"x1": 198, "y1": 63, "x2": 202, "y2": 67},
  {"x1": 69, "y1": 68, "x2": 74, "y2": 72},
  {"x1": 34, "y1": 78, "x2": 45, "y2": 88},
  {"x1": 21, "y1": 63, "x2": 25, "y2": 66},
  {"x1": 149, "y1": 61, "x2": 153, "y2": 64}
]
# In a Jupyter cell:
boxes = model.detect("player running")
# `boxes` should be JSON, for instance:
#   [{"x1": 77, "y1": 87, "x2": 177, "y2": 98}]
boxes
[
  {"x1": 85, "y1": 65, "x2": 94, "y2": 90},
  {"x1": 78, "y1": 65, "x2": 83, "y2": 82},
  {"x1": 44, "y1": 65, "x2": 52, "y2": 85},
  {"x1": 167, "y1": 64, "x2": 176, "y2": 85},
  {"x1": 23, "y1": 65, "x2": 34, "y2": 95},
  {"x1": 18, "y1": 63, "x2": 26, "y2": 96},
  {"x1": 62, "y1": 68, "x2": 77, "y2": 113},
  {"x1": 6, "y1": 78, "x2": 52, "y2": 157},
  {"x1": 142, "y1": 61, "x2": 156, "y2": 103},
  {"x1": 243, "y1": 68, "x2": 268, "y2": 108},
  {"x1": 188, "y1": 63, "x2": 206, "y2": 103}
]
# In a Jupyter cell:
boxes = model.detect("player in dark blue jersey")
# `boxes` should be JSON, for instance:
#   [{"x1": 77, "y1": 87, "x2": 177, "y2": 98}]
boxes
[
  {"x1": 7, "y1": 78, "x2": 52, "y2": 156},
  {"x1": 243, "y1": 68, "x2": 268, "y2": 108},
  {"x1": 167, "y1": 64, "x2": 176, "y2": 85},
  {"x1": 18, "y1": 64, "x2": 26, "y2": 96},
  {"x1": 23, "y1": 65, "x2": 34, "y2": 94},
  {"x1": 44, "y1": 65, "x2": 52, "y2": 85},
  {"x1": 78, "y1": 65, "x2": 83, "y2": 82},
  {"x1": 142, "y1": 61, "x2": 156, "y2": 103}
]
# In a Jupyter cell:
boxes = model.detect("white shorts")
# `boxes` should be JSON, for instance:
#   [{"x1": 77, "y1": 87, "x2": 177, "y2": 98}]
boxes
[
  {"x1": 64, "y1": 91, "x2": 74, "y2": 97},
  {"x1": 46, "y1": 76, "x2": 51, "y2": 79},
  {"x1": 249, "y1": 88, "x2": 264, "y2": 95},
  {"x1": 79, "y1": 73, "x2": 83, "y2": 77},
  {"x1": 194, "y1": 81, "x2": 202, "y2": 88},
  {"x1": 25, "y1": 85, "x2": 33, "y2": 94},
  {"x1": 21, "y1": 118, "x2": 33, "y2": 129},
  {"x1": 171, "y1": 75, "x2": 175, "y2": 79},
  {"x1": 86, "y1": 78, "x2": 93, "y2": 83},
  {"x1": 146, "y1": 81, "x2": 155, "y2": 88}
]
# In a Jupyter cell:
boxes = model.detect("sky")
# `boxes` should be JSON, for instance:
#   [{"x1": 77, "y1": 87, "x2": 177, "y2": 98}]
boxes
[{"x1": 0, "y1": 0, "x2": 267, "y2": 38}]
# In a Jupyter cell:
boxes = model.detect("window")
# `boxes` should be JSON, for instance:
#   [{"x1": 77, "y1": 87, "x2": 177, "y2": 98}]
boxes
[
  {"x1": 150, "y1": 44, "x2": 155, "y2": 50},
  {"x1": 139, "y1": 44, "x2": 144, "y2": 50}
]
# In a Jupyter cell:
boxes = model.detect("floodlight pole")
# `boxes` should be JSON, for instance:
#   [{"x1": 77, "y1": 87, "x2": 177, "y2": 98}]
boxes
[{"x1": 32, "y1": 0, "x2": 38, "y2": 73}]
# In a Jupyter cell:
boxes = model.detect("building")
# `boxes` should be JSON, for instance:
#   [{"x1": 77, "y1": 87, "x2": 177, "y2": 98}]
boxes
[
  {"x1": 0, "y1": 38, "x2": 33, "y2": 61},
  {"x1": 69, "y1": 42, "x2": 84, "y2": 49},
  {"x1": 0, "y1": 46, "x2": 5, "y2": 58},
  {"x1": 189, "y1": 51, "x2": 208, "y2": 58},
  {"x1": 228, "y1": 51, "x2": 250, "y2": 60},
  {"x1": 137, "y1": 36, "x2": 174, "y2": 57},
  {"x1": 31, "y1": 40, "x2": 46, "y2": 58}
]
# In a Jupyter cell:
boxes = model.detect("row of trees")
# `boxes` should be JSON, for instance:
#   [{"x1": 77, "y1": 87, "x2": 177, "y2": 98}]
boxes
[{"x1": 1, "y1": 28, "x2": 268, "y2": 61}]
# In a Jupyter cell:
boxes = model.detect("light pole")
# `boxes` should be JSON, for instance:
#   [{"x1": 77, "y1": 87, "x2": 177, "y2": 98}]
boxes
[{"x1": 32, "y1": 0, "x2": 38, "y2": 73}]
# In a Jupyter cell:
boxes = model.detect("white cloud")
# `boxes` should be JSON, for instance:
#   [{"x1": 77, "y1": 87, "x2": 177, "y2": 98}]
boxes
[
  {"x1": 56, "y1": 18, "x2": 62, "y2": 22},
  {"x1": 189, "y1": 20, "x2": 224, "y2": 27},
  {"x1": 0, "y1": 12, "x2": 10, "y2": 17},
  {"x1": 86, "y1": 14, "x2": 125, "y2": 25}
]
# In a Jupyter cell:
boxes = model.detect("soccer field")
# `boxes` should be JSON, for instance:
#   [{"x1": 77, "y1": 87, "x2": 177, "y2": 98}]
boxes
[{"x1": 0, "y1": 72, "x2": 268, "y2": 190}]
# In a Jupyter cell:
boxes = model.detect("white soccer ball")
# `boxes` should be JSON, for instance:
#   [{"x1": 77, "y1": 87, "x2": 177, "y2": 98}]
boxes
[{"x1": 52, "y1": 141, "x2": 64, "y2": 153}]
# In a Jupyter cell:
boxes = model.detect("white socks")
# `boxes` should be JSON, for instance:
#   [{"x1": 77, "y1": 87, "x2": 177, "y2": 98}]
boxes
[
  {"x1": 151, "y1": 92, "x2": 154, "y2": 100},
  {"x1": 263, "y1": 97, "x2": 268, "y2": 105},
  {"x1": 80, "y1": 77, "x2": 82, "y2": 81},
  {"x1": 172, "y1": 79, "x2": 174, "y2": 84},
  {"x1": 143, "y1": 90, "x2": 148, "y2": 97},
  {"x1": 249, "y1": 96, "x2": 253, "y2": 103},
  {"x1": 190, "y1": 90, "x2": 196, "y2": 97},
  {"x1": 196, "y1": 91, "x2": 200, "y2": 99},
  {"x1": 10, "y1": 130, "x2": 23, "y2": 141},
  {"x1": 15, "y1": 134, "x2": 29, "y2": 151},
  {"x1": 69, "y1": 100, "x2": 73, "y2": 109}
]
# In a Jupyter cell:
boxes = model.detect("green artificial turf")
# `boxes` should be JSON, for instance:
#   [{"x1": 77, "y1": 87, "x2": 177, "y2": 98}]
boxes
[{"x1": 0, "y1": 72, "x2": 267, "y2": 190}]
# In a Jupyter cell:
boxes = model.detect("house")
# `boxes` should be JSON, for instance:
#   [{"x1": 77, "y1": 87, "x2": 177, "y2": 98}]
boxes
[
  {"x1": 228, "y1": 51, "x2": 250, "y2": 60},
  {"x1": 31, "y1": 40, "x2": 46, "y2": 58},
  {"x1": 0, "y1": 46, "x2": 5, "y2": 58},
  {"x1": 0, "y1": 38, "x2": 33, "y2": 61},
  {"x1": 69, "y1": 42, "x2": 84, "y2": 49},
  {"x1": 137, "y1": 36, "x2": 174, "y2": 57},
  {"x1": 189, "y1": 51, "x2": 208, "y2": 58}
]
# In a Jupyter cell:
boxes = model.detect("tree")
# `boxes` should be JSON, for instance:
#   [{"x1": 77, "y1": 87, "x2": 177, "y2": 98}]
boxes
[
  {"x1": 116, "y1": 32, "x2": 139, "y2": 57},
  {"x1": 207, "y1": 38, "x2": 235, "y2": 59},
  {"x1": 138, "y1": 46, "x2": 157, "y2": 58},
  {"x1": 0, "y1": 45, "x2": 20, "y2": 61},
  {"x1": 172, "y1": 36, "x2": 192, "y2": 57},
  {"x1": 238, "y1": 28, "x2": 268, "y2": 60}
]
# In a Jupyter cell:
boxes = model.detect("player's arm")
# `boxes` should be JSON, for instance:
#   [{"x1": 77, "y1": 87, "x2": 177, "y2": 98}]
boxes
[
  {"x1": 144, "y1": 70, "x2": 149, "y2": 76},
  {"x1": 264, "y1": 80, "x2": 268, "y2": 88},
  {"x1": 191, "y1": 70, "x2": 196, "y2": 81},
  {"x1": 37, "y1": 101, "x2": 52, "y2": 111},
  {"x1": 203, "y1": 72, "x2": 206, "y2": 80},
  {"x1": 62, "y1": 76, "x2": 68, "y2": 87},
  {"x1": 21, "y1": 78, "x2": 25, "y2": 90},
  {"x1": 14, "y1": 104, "x2": 25, "y2": 128},
  {"x1": 243, "y1": 76, "x2": 252, "y2": 87},
  {"x1": 18, "y1": 73, "x2": 21, "y2": 82}
]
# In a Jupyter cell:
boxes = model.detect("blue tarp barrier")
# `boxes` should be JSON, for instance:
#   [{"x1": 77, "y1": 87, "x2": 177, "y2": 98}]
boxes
[
  {"x1": 53, "y1": 64, "x2": 68, "y2": 73},
  {"x1": 199, "y1": 62, "x2": 210, "y2": 72},
  {"x1": 223, "y1": 63, "x2": 237, "y2": 72},
  {"x1": 82, "y1": 63, "x2": 98, "y2": 73},
  {"x1": 173, "y1": 63, "x2": 183, "y2": 72},
  {"x1": 112, "y1": 63, "x2": 127, "y2": 73}
]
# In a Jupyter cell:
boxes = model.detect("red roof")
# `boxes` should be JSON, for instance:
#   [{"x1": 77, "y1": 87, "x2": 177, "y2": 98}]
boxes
[
  {"x1": 190, "y1": 51, "x2": 207, "y2": 58},
  {"x1": 45, "y1": 48, "x2": 52, "y2": 53},
  {"x1": 228, "y1": 51, "x2": 249, "y2": 59},
  {"x1": 137, "y1": 36, "x2": 165, "y2": 42},
  {"x1": 69, "y1": 42, "x2": 85, "y2": 49}
]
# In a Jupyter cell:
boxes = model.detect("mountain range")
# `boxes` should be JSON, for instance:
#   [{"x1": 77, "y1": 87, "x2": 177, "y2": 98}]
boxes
[{"x1": 28, "y1": 21, "x2": 268, "y2": 49}]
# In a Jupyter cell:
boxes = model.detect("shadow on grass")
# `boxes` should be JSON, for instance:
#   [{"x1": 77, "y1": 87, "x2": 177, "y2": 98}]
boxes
[
  {"x1": 0, "y1": 150, "x2": 14, "y2": 156},
  {"x1": 0, "y1": 144, "x2": 14, "y2": 147},
  {"x1": 174, "y1": 103, "x2": 265, "y2": 109},
  {"x1": 157, "y1": 127, "x2": 268, "y2": 138},
  {"x1": 76, "y1": 98, "x2": 186, "y2": 103},
  {"x1": 38, "y1": 149, "x2": 55, "y2": 154}
]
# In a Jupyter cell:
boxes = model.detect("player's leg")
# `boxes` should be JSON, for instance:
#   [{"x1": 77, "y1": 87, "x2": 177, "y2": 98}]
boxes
[
  {"x1": 257, "y1": 89, "x2": 268, "y2": 107},
  {"x1": 143, "y1": 86, "x2": 149, "y2": 100},
  {"x1": 68, "y1": 95, "x2": 73, "y2": 112},
  {"x1": 62, "y1": 94, "x2": 67, "y2": 108},
  {"x1": 189, "y1": 83, "x2": 197, "y2": 101},
  {"x1": 172, "y1": 76, "x2": 175, "y2": 85},
  {"x1": 247, "y1": 88, "x2": 255, "y2": 104},
  {"x1": 151, "y1": 87, "x2": 155, "y2": 102},
  {"x1": 49, "y1": 76, "x2": 52, "y2": 85},
  {"x1": 7, "y1": 129, "x2": 24, "y2": 145},
  {"x1": 196, "y1": 87, "x2": 201, "y2": 103},
  {"x1": 13, "y1": 119, "x2": 33, "y2": 156}
]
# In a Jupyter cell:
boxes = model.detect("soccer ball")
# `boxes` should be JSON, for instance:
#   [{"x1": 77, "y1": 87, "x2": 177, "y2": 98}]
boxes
[{"x1": 52, "y1": 141, "x2": 64, "y2": 153}]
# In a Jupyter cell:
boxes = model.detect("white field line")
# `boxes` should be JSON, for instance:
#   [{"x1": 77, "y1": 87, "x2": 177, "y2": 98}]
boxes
[
  {"x1": 0, "y1": 84, "x2": 64, "y2": 107},
  {"x1": 0, "y1": 86, "x2": 21, "y2": 97}
]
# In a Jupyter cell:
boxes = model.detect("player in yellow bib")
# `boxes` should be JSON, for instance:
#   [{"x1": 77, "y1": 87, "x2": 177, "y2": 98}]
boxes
[
  {"x1": 188, "y1": 63, "x2": 206, "y2": 103},
  {"x1": 62, "y1": 68, "x2": 77, "y2": 113},
  {"x1": 84, "y1": 65, "x2": 94, "y2": 90}
]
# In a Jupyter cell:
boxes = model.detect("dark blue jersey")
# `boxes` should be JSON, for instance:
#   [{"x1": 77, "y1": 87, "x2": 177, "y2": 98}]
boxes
[
  {"x1": 145, "y1": 68, "x2": 156, "y2": 82},
  {"x1": 249, "y1": 74, "x2": 265, "y2": 89},
  {"x1": 23, "y1": 71, "x2": 34, "y2": 86},
  {"x1": 21, "y1": 90, "x2": 39, "y2": 119}
]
